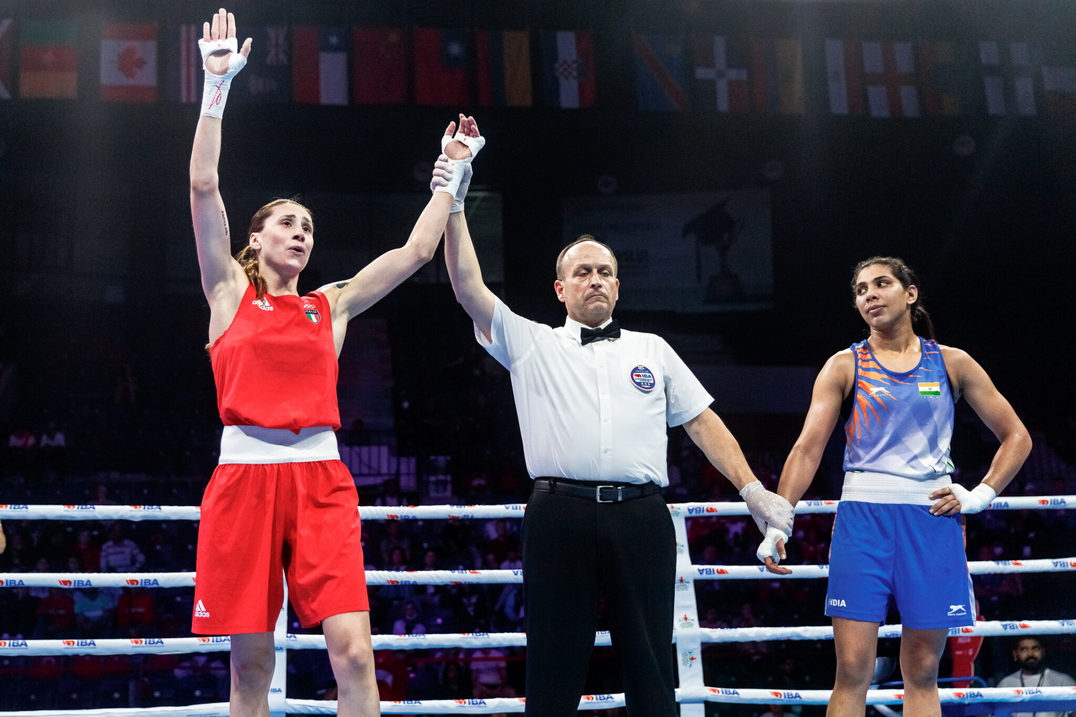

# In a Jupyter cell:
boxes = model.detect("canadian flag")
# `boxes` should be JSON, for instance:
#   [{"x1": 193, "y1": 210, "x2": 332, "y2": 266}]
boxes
[{"x1": 100, "y1": 22, "x2": 157, "y2": 102}]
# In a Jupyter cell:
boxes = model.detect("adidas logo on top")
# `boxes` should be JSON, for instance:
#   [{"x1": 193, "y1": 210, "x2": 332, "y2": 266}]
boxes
[{"x1": 195, "y1": 600, "x2": 211, "y2": 618}]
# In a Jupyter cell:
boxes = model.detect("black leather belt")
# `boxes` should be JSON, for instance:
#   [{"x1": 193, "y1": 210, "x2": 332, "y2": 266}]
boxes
[{"x1": 533, "y1": 478, "x2": 661, "y2": 503}]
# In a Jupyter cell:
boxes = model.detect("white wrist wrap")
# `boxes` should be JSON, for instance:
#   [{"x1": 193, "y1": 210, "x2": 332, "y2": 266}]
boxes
[
  {"x1": 431, "y1": 158, "x2": 468, "y2": 201},
  {"x1": 198, "y1": 37, "x2": 247, "y2": 118},
  {"x1": 450, "y1": 164, "x2": 473, "y2": 214},
  {"x1": 950, "y1": 482, "x2": 997, "y2": 514},
  {"x1": 756, "y1": 525, "x2": 790, "y2": 565}
]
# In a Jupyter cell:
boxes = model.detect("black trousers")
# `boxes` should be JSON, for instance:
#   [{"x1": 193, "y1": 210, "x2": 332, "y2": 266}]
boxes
[{"x1": 522, "y1": 486, "x2": 678, "y2": 716}]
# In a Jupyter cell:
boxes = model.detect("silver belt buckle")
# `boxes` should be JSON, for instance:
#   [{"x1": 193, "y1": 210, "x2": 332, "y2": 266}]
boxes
[{"x1": 596, "y1": 485, "x2": 621, "y2": 503}]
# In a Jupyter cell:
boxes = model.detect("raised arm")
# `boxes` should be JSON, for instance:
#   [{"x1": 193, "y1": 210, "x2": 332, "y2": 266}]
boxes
[
  {"x1": 927, "y1": 347, "x2": 1032, "y2": 516},
  {"x1": 444, "y1": 211, "x2": 497, "y2": 341},
  {"x1": 434, "y1": 117, "x2": 496, "y2": 341},
  {"x1": 190, "y1": 8, "x2": 251, "y2": 340},
  {"x1": 319, "y1": 190, "x2": 452, "y2": 327},
  {"x1": 318, "y1": 119, "x2": 481, "y2": 353}
]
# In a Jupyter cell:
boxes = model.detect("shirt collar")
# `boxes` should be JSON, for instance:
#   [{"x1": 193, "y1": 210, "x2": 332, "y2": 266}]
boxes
[{"x1": 563, "y1": 315, "x2": 616, "y2": 344}]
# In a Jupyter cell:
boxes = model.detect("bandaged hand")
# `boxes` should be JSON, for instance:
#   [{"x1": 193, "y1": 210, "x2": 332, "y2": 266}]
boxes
[
  {"x1": 441, "y1": 117, "x2": 485, "y2": 163},
  {"x1": 948, "y1": 482, "x2": 996, "y2": 514},
  {"x1": 756, "y1": 525, "x2": 788, "y2": 565},
  {"x1": 431, "y1": 155, "x2": 469, "y2": 208},
  {"x1": 739, "y1": 481, "x2": 795, "y2": 538},
  {"x1": 199, "y1": 9, "x2": 250, "y2": 118}
]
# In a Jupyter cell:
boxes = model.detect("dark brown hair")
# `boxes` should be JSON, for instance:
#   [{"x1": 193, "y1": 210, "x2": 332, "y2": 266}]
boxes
[{"x1": 851, "y1": 256, "x2": 935, "y2": 340}]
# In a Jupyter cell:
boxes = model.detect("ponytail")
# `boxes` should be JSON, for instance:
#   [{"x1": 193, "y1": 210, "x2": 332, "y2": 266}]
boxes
[{"x1": 234, "y1": 244, "x2": 267, "y2": 300}]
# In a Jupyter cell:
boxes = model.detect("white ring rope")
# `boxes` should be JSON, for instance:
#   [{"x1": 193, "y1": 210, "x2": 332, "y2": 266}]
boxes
[
  {"x1": 2, "y1": 685, "x2": 1074, "y2": 717},
  {"x1": 3, "y1": 556, "x2": 1074, "y2": 592},
  {"x1": 4, "y1": 619, "x2": 1076, "y2": 657},
  {"x1": 1, "y1": 495, "x2": 1072, "y2": 521},
  {"x1": 2, "y1": 496, "x2": 1074, "y2": 716}
]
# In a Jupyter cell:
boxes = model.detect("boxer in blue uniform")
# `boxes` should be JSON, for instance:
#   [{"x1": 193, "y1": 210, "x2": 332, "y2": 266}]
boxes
[{"x1": 759, "y1": 257, "x2": 1031, "y2": 717}]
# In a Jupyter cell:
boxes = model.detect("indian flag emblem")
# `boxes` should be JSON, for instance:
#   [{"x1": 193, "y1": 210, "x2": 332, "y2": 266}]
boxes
[
  {"x1": 304, "y1": 306, "x2": 321, "y2": 324},
  {"x1": 918, "y1": 382, "x2": 941, "y2": 396}
]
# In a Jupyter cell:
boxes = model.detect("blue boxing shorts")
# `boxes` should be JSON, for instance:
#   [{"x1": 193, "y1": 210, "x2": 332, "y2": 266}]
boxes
[{"x1": 825, "y1": 501, "x2": 975, "y2": 629}]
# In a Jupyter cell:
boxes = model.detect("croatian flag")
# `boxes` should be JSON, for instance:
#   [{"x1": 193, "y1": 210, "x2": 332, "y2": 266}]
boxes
[{"x1": 541, "y1": 30, "x2": 596, "y2": 108}]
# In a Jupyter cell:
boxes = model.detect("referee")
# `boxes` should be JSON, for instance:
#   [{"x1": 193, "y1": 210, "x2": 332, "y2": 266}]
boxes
[{"x1": 434, "y1": 125, "x2": 792, "y2": 717}]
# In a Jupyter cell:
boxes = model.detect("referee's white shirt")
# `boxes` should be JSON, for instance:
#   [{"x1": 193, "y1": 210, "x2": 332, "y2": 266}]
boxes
[{"x1": 476, "y1": 298, "x2": 713, "y2": 486}]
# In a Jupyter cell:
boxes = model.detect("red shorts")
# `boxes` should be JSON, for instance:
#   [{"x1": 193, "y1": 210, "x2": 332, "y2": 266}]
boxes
[{"x1": 192, "y1": 460, "x2": 369, "y2": 635}]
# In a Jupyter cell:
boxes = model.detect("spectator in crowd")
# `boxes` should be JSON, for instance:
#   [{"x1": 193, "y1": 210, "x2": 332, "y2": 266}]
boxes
[
  {"x1": 99, "y1": 523, "x2": 146, "y2": 573},
  {"x1": 73, "y1": 587, "x2": 117, "y2": 637},
  {"x1": 434, "y1": 659, "x2": 473, "y2": 699},
  {"x1": 34, "y1": 588, "x2": 75, "y2": 638},
  {"x1": 68, "y1": 529, "x2": 101, "y2": 574},
  {"x1": 115, "y1": 587, "x2": 157, "y2": 636},
  {"x1": 392, "y1": 600, "x2": 427, "y2": 636},
  {"x1": 997, "y1": 638, "x2": 1076, "y2": 717}
]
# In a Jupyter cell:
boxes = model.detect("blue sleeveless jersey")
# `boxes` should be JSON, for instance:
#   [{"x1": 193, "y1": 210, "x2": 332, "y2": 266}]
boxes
[{"x1": 842, "y1": 337, "x2": 955, "y2": 479}]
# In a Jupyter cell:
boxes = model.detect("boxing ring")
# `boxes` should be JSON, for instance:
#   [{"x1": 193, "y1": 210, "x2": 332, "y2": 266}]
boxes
[{"x1": 2, "y1": 497, "x2": 1075, "y2": 716}]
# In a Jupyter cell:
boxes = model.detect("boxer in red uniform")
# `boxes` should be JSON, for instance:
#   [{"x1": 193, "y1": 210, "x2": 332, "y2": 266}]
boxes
[{"x1": 188, "y1": 9, "x2": 479, "y2": 716}]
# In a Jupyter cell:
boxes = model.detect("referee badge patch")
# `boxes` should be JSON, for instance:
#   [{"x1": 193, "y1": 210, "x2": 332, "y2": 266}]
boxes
[{"x1": 630, "y1": 365, "x2": 656, "y2": 392}]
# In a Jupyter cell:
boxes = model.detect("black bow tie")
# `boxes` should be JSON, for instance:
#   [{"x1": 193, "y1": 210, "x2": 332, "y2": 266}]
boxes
[{"x1": 580, "y1": 320, "x2": 621, "y2": 345}]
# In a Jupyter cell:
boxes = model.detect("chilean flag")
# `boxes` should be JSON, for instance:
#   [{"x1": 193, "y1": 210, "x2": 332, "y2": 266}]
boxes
[{"x1": 292, "y1": 26, "x2": 348, "y2": 105}]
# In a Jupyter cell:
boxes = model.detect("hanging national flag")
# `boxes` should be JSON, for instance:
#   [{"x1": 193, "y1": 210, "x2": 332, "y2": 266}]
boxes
[
  {"x1": 751, "y1": 38, "x2": 804, "y2": 115},
  {"x1": 165, "y1": 23, "x2": 200, "y2": 103},
  {"x1": 631, "y1": 33, "x2": 689, "y2": 112},
  {"x1": 351, "y1": 27, "x2": 408, "y2": 105},
  {"x1": 292, "y1": 26, "x2": 348, "y2": 105},
  {"x1": 100, "y1": 22, "x2": 158, "y2": 103},
  {"x1": 233, "y1": 25, "x2": 290, "y2": 103},
  {"x1": 540, "y1": 30, "x2": 597, "y2": 109},
  {"x1": 917, "y1": 40, "x2": 976, "y2": 116},
  {"x1": 979, "y1": 41, "x2": 1037, "y2": 116},
  {"x1": 475, "y1": 29, "x2": 532, "y2": 107},
  {"x1": 0, "y1": 19, "x2": 12, "y2": 100},
  {"x1": 1042, "y1": 63, "x2": 1076, "y2": 117},
  {"x1": 414, "y1": 27, "x2": 470, "y2": 106},
  {"x1": 20, "y1": 21, "x2": 78, "y2": 99},
  {"x1": 691, "y1": 34, "x2": 749, "y2": 113},
  {"x1": 861, "y1": 40, "x2": 920, "y2": 118},
  {"x1": 825, "y1": 38, "x2": 865, "y2": 115}
]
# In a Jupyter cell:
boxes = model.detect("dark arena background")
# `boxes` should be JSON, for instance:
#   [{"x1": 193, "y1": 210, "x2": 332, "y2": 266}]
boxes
[{"x1": 0, "y1": 0, "x2": 1074, "y2": 714}]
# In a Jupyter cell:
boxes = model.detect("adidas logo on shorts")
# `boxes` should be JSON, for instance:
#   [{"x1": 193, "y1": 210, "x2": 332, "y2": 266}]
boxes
[{"x1": 195, "y1": 599, "x2": 211, "y2": 618}]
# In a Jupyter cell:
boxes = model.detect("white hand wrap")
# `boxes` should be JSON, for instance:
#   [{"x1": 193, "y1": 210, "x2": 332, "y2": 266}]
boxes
[
  {"x1": 430, "y1": 155, "x2": 468, "y2": 204},
  {"x1": 441, "y1": 131, "x2": 486, "y2": 163},
  {"x1": 439, "y1": 131, "x2": 484, "y2": 211},
  {"x1": 199, "y1": 37, "x2": 248, "y2": 118},
  {"x1": 451, "y1": 163, "x2": 473, "y2": 214},
  {"x1": 949, "y1": 482, "x2": 996, "y2": 514},
  {"x1": 739, "y1": 481, "x2": 795, "y2": 538},
  {"x1": 756, "y1": 525, "x2": 790, "y2": 565}
]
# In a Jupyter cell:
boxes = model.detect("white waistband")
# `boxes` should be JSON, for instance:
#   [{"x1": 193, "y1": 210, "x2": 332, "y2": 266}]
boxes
[
  {"x1": 219, "y1": 425, "x2": 339, "y2": 465},
  {"x1": 840, "y1": 470, "x2": 952, "y2": 506}
]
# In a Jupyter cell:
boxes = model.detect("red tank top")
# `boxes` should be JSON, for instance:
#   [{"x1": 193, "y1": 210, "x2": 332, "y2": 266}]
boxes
[{"x1": 210, "y1": 284, "x2": 340, "y2": 432}]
